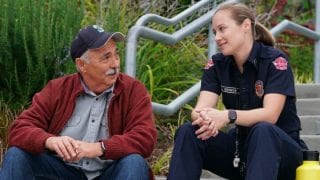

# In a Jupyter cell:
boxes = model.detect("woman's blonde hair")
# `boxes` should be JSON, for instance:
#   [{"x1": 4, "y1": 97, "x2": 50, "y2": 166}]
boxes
[{"x1": 214, "y1": 2, "x2": 275, "y2": 47}]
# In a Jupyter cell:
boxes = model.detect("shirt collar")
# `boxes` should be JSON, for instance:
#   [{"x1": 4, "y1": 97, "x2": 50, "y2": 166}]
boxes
[
  {"x1": 227, "y1": 41, "x2": 260, "y2": 70},
  {"x1": 246, "y1": 41, "x2": 261, "y2": 69},
  {"x1": 80, "y1": 78, "x2": 114, "y2": 97}
]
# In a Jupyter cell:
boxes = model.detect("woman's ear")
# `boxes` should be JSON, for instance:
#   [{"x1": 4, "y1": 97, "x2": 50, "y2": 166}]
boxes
[{"x1": 242, "y1": 18, "x2": 252, "y2": 31}]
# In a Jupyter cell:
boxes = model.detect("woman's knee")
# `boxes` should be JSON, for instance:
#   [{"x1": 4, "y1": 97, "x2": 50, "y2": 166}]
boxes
[
  {"x1": 246, "y1": 122, "x2": 282, "y2": 145},
  {"x1": 175, "y1": 122, "x2": 196, "y2": 138},
  {"x1": 250, "y1": 122, "x2": 276, "y2": 135}
]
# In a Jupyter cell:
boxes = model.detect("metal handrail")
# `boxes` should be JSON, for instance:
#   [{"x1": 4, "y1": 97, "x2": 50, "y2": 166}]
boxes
[
  {"x1": 125, "y1": 0, "x2": 320, "y2": 116},
  {"x1": 125, "y1": 9, "x2": 215, "y2": 77},
  {"x1": 271, "y1": 20, "x2": 320, "y2": 40},
  {"x1": 315, "y1": 0, "x2": 320, "y2": 83},
  {"x1": 125, "y1": 0, "x2": 238, "y2": 77},
  {"x1": 135, "y1": 0, "x2": 214, "y2": 26}
]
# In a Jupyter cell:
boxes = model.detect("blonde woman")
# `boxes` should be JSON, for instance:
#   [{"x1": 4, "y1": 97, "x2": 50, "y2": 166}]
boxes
[{"x1": 168, "y1": 2, "x2": 307, "y2": 180}]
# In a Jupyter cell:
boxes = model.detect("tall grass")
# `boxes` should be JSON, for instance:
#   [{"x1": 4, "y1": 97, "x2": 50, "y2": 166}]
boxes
[
  {"x1": 0, "y1": 0, "x2": 84, "y2": 109},
  {"x1": 137, "y1": 38, "x2": 206, "y2": 103}
]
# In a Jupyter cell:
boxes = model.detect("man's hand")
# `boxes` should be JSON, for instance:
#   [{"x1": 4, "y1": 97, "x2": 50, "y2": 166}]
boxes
[
  {"x1": 45, "y1": 136, "x2": 104, "y2": 162},
  {"x1": 71, "y1": 141, "x2": 103, "y2": 161},
  {"x1": 45, "y1": 136, "x2": 79, "y2": 161}
]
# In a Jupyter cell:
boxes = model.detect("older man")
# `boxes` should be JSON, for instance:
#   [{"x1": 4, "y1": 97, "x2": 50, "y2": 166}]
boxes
[{"x1": 0, "y1": 25, "x2": 157, "y2": 180}]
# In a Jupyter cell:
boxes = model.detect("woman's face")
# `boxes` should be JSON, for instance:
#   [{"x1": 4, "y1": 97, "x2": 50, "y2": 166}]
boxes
[{"x1": 212, "y1": 9, "x2": 251, "y2": 56}]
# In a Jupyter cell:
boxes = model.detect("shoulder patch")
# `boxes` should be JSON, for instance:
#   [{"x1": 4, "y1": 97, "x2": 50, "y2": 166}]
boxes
[
  {"x1": 272, "y1": 57, "x2": 287, "y2": 70},
  {"x1": 204, "y1": 59, "x2": 215, "y2": 69}
]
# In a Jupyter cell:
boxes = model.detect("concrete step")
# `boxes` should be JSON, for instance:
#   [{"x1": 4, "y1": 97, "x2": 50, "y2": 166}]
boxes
[
  {"x1": 155, "y1": 170, "x2": 227, "y2": 180},
  {"x1": 301, "y1": 135, "x2": 320, "y2": 151},
  {"x1": 296, "y1": 84, "x2": 320, "y2": 99},
  {"x1": 296, "y1": 98, "x2": 320, "y2": 116},
  {"x1": 200, "y1": 170, "x2": 226, "y2": 179},
  {"x1": 300, "y1": 115, "x2": 320, "y2": 135},
  {"x1": 155, "y1": 176, "x2": 225, "y2": 180}
]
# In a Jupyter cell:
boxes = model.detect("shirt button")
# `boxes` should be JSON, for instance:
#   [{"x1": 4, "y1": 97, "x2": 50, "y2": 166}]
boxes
[
  {"x1": 92, "y1": 119, "x2": 95, "y2": 123},
  {"x1": 96, "y1": 98, "x2": 99, "y2": 101},
  {"x1": 86, "y1": 161, "x2": 89, "y2": 165}
]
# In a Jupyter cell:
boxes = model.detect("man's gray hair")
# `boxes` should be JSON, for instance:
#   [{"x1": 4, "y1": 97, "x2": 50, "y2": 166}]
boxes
[
  {"x1": 76, "y1": 51, "x2": 90, "y2": 72},
  {"x1": 80, "y1": 51, "x2": 90, "y2": 63}
]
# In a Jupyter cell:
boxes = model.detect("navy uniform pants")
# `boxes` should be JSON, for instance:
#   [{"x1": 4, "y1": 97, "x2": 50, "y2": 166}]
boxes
[{"x1": 167, "y1": 122, "x2": 304, "y2": 180}]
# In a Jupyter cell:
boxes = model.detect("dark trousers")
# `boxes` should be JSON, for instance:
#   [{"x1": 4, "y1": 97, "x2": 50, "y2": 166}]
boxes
[{"x1": 167, "y1": 122, "x2": 304, "y2": 180}]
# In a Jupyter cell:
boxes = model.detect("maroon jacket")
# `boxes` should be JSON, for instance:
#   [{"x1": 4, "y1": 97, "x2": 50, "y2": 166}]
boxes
[{"x1": 8, "y1": 73, "x2": 157, "y2": 161}]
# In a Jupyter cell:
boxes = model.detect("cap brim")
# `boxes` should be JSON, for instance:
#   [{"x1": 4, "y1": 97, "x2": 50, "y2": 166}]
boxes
[
  {"x1": 110, "y1": 32, "x2": 125, "y2": 42},
  {"x1": 89, "y1": 32, "x2": 125, "y2": 50}
]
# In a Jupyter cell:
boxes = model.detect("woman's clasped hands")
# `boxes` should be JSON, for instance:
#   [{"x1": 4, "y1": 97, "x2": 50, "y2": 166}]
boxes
[{"x1": 192, "y1": 108, "x2": 229, "y2": 140}]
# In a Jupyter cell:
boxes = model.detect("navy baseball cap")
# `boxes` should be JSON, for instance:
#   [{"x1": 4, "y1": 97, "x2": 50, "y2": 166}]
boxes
[{"x1": 70, "y1": 25, "x2": 125, "y2": 61}]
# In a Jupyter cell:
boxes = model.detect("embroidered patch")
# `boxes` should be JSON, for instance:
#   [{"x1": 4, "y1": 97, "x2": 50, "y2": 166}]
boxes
[
  {"x1": 255, "y1": 80, "x2": 264, "y2": 98},
  {"x1": 272, "y1": 57, "x2": 288, "y2": 70},
  {"x1": 93, "y1": 25, "x2": 104, "y2": 32},
  {"x1": 204, "y1": 59, "x2": 215, "y2": 69}
]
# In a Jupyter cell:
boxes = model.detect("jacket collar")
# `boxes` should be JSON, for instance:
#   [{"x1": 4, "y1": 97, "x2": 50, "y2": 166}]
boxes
[
  {"x1": 110, "y1": 73, "x2": 126, "y2": 96},
  {"x1": 75, "y1": 73, "x2": 85, "y2": 96}
]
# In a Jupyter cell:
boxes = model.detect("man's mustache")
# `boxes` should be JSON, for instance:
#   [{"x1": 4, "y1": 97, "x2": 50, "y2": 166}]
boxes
[{"x1": 105, "y1": 68, "x2": 118, "y2": 75}]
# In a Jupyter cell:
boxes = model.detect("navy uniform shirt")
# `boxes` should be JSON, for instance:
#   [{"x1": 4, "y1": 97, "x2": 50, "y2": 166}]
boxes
[{"x1": 201, "y1": 41, "x2": 302, "y2": 142}]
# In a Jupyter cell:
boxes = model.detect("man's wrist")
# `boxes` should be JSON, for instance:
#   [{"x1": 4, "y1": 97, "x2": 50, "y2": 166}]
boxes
[{"x1": 99, "y1": 141, "x2": 106, "y2": 158}]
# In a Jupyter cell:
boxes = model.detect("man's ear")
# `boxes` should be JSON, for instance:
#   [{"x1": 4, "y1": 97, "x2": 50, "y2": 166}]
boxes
[{"x1": 75, "y1": 58, "x2": 86, "y2": 73}]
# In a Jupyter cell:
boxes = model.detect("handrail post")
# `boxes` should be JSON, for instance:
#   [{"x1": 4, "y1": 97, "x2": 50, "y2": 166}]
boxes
[
  {"x1": 315, "y1": 0, "x2": 320, "y2": 83},
  {"x1": 207, "y1": 1, "x2": 217, "y2": 59}
]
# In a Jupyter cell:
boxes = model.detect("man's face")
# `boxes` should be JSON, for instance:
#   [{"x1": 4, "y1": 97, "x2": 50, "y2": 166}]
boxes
[{"x1": 79, "y1": 39, "x2": 120, "y2": 93}]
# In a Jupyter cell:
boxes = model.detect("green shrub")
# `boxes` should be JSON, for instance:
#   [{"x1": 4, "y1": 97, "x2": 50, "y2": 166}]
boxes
[{"x1": 0, "y1": 0, "x2": 84, "y2": 109}]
